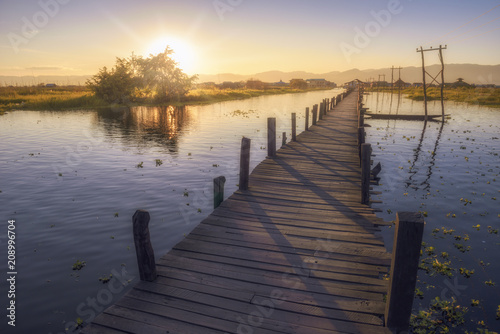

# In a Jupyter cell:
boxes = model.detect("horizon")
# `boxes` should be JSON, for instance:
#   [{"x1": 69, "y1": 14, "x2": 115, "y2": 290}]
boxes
[{"x1": 1, "y1": 0, "x2": 499, "y2": 79}]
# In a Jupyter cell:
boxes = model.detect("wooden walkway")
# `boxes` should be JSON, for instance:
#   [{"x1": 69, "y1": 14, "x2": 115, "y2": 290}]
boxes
[{"x1": 82, "y1": 90, "x2": 393, "y2": 334}]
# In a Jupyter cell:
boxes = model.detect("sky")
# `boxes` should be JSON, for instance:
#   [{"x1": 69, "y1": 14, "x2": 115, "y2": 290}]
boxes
[{"x1": 0, "y1": 0, "x2": 499, "y2": 78}]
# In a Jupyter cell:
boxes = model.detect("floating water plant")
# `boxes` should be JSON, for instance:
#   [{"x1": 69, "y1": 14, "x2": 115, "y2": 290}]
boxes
[
  {"x1": 72, "y1": 260, "x2": 86, "y2": 271},
  {"x1": 99, "y1": 274, "x2": 112, "y2": 284},
  {"x1": 155, "y1": 159, "x2": 163, "y2": 167},
  {"x1": 136, "y1": 162, "x2": 143, "y2": 168}
]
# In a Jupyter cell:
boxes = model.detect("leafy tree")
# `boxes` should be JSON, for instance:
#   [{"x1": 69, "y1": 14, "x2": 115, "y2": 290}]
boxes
[
  {"x1": 290, "y1": 79, "x2": 308, "y2": 89},
  {"x1": 86, "y1": 58, "x2": 135, "y2": 103},
  {"x1": 87, "y1": 47, "x2": 197, "y2": 104},
  {"x1": 245, "y1": 79, "x2": 267, "y2": 90}
]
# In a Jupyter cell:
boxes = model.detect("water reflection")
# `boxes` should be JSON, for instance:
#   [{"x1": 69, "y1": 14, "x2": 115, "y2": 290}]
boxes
[
  {"x1": 95, "y1": 105, "x2": 190, "y2": 153},
  {"x1": 405, "y1": 116, "x2": 446, "y2": 191}
]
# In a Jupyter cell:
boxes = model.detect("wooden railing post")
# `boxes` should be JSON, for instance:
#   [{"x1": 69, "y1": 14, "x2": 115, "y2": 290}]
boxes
[
  {"x1": 312, "y1": 105, "x2": 318, "y2": 126},
  {"x1": 239, "y1": 137, "x2": 251, "y2": 190},
  {"x1": 133, "y1": 210, "x2": 157, "y2": 282},
  {"x1": 358, "y1": 127, "x2": 365, "y2": 163},
  {"x1": 214, "y1": 176, "x2": 226, "y2": 208},
  {"x1": 361, "y1": 143, "x2": 371, "y2": 205},
  {"x1": 291, "y1": 113, "x2": 297, "y2": 141},
  {"x1": 385, "y1": 212, "x2": 425, "y2": 331},
  {"x1": 305, "y1": 107, "x2": 310, "y2": 131},
  {"x1": 282, "y1": 132, "x2": 287, "y2": 147},
  {"x1": 267, "y1": 118, "x2": 276, "y2": 158},
  {"x1": 318, "y1": 102, "x2": 323, "y2": 120}
]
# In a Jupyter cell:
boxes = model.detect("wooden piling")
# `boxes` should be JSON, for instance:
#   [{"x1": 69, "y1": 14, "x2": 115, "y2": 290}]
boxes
[
  {"x1": 239, "y1": 137, "x2": 251, "y2": 190},
  {"x1": 305, "y1": 107, "x2": 310, "y2": 131},
  {"x1": 312, "y1": 105, "x2": 318, "y2": 126},
  {"x1": 282, "y1": 132, "x2": 287, "y2": 147},
  {"x1": 267, "y1": 117, "x2": 276, "y2": 158},
  {"x1": 213, "y1": 176, "x2": 226, "y2": 208},
  {"x1": 361, "y1": 143, "x2": 371, "y2": 205},
  {"x1": 385, "y1": 212, "x2": 425, "y2": 331},
  {"x1": 132, "y1": 210, "x2": 157, "y2": 282},
  {"x1": 318, "y1": 102, "x2": 323, "y2": 120},
  {"x1": 291, "y1": 113, "x2": 297, "y2": 141}
]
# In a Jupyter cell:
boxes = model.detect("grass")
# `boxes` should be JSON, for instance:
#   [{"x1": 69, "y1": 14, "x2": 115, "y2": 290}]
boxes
[
  {"x1": 367, "y1": 86, "x2": 500, "y2": 108},
  {"x1": 0, "y1": 85, "x2": 332, "y2": 112}
]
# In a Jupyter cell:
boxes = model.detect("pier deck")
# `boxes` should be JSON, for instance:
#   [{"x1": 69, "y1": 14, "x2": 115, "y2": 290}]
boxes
[{"x1": 82, "y1": 90, "x2": 393, "y2": 334}]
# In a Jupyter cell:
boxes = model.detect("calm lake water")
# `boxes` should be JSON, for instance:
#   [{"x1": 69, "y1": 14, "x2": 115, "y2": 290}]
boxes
[
  {"x1": 0, "y1": 89, "x2": 342, "y2": 334},
  {"x1": 364, "y1": 91, "x2": 500, "y2": 332}
]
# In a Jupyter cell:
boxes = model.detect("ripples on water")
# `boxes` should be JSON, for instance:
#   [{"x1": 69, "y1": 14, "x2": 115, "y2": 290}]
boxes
[
  {"x1": 364, "y1": 91, "x2": 500, "y2": 331},
  {"x1": 0, "y1": 89, "x2": 341, "y2": 333}
]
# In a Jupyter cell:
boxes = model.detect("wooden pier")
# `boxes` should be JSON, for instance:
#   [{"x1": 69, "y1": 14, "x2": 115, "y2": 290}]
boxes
[{"x1": 82, "y1": 88, "x2": 423, "y2": 334}]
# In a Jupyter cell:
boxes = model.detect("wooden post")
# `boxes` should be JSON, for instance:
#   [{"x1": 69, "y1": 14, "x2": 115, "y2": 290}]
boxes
[
  {"x1": 291, "y1": 113, "x2": 297, "y2": 141},
  {"x1": 419, "y1": 46, "x2": 428, "y2": 121},
  {"x1": 439, "y1": 45, "x2": 445, "y2": 122},
  {"x1": 312, "y1": 106, "x2": 317, "y2": 126},
  {"x1": 214, "y1": 176, "x2": 226, "y2": 208},
  {"x1": 133, "y1": 210, "x2": 157, "y2": 282},
  {"x1": 385, "y1": 212, "x2": 425, "y2": 331},
  {"x1": 305, "y1": 107, "x2": 310, "y2": 131},
  {"x1": 318, "y1": 102, "x2": 323, "y2": 120},
  {"x1": 239, "y1": 137, "x2": 251, "y2": 190},
  {"x1": 267, "y1": 118, "x2": 276, "y2": 158},
  {"x1": 282, "y1": 132, "x2": 287, "y2": 147},
  {"x1": 361, "y1": 143, "x2": 371, "y2": 205}
]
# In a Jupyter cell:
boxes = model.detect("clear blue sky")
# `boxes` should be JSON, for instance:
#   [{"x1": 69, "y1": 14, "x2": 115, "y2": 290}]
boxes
[{"x1": 0, "y1": 0, "x2": 499, "y2": 77}]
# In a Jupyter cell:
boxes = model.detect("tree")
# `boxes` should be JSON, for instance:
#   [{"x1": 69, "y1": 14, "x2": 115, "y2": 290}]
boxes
[
  {"x1": 87, "y1": 48, "x2": 197, "y2": 104},
  {"x1": 290, "y1": 79, "x2": 308, "y2": 90},
  {"x1": 245, "y1": 79, "x2": 267, "y2": 90},
  {"x1": 86, "y1": 58, "x2": 135, "y2": 103},
  {"x1": 135, "y1": 47, "x2": 197, "y2": 102}
]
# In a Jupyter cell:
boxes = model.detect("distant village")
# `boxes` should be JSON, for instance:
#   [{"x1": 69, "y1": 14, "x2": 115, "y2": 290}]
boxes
[{"x1": 344, "y1": 77, "x2": 497, "y2": 89}]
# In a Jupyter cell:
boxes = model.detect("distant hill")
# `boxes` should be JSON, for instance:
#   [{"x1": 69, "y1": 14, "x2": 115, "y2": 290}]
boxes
[
  {"x1": 198, "y1": 64, "x2": 500, "y2": 86},
  {"x1": 1, "y1": 64, "x2": 498, "y2": 86}
]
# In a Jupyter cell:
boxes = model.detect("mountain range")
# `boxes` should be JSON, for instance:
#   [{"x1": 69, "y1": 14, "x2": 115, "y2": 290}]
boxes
[{"x1": 1, "y1": 64, "x2": 498, "y2": 86}]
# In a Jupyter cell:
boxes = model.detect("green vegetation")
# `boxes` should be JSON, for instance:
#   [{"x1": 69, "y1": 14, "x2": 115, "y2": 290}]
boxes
[
  {"x1": 410, "y1": 297, "x2": 468, "y2": 334},
  {"x1": 72, "y1": 259, "x2": 86, "y2": 271},
  {"x1": 0, "y1": 83, "x2": 331, "y2": 113},
  {"x1": 0, "y1": 85, "x2": 106, "y2": 113}
]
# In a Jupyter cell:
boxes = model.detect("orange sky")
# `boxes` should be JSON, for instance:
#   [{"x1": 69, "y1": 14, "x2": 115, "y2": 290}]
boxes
[{"x1": 0, "y1": 0, "x2": 499, "y2": 78}]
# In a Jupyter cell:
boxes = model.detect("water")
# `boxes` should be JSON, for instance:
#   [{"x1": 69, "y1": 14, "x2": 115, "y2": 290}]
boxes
[
  {"x1": 364, "y1": 91, "x2": 500, "y2": 332},
  {"x1": 0, "y1": 89, "x2": 341, "y2": 334}
]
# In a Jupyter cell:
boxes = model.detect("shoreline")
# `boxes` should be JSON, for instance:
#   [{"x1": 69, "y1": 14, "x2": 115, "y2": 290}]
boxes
[{"x1": 0, "y1": 86, "x2": 338, "y2": 113}]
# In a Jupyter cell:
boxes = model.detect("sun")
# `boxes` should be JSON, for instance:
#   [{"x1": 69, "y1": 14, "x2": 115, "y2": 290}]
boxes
[{"x1": 145, "y1": 37, "x2": 197, "y2": 74}]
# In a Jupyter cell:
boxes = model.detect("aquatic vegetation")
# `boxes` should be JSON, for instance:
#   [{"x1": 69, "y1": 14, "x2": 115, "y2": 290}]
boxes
[
  {"x1": 459, "y1": 268, "x2": 475, "y2": 278},
  {"x1": 471, "y1": 300, "x2": 480, "y2": 307},
  {"x1": 99, "y1": 274, "x2": 112, "y2": 284},
  {"x1": 484, "y1": 280, "x2": 495, "y2": 287},
  {"x1": 74, "y1": 317, "x2": 84, "y2": 329},
  {"x1": 410, "y1": 297, "x2": 468, "y2": 334},
  {"x1": 114, "y1": 213, "x2": 119, "y2": 217},
  {"x1": 72, "y1": 260, "x2": 86, "y2": 271},
  {"x1": 155, "y1": 159, "x2": 163, "y2": 167},
  {"x1": 136, "y1": 162, "x2": 144, "y2": 168}
]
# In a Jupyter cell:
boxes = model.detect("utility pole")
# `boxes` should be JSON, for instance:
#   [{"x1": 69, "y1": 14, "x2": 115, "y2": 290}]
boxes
[
  {"x1": 416, "y1": 45, "x2": 447, "y2": 122},
  {"x1": 391, "y1": 66, "x2": 394, "y2": 91}
]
